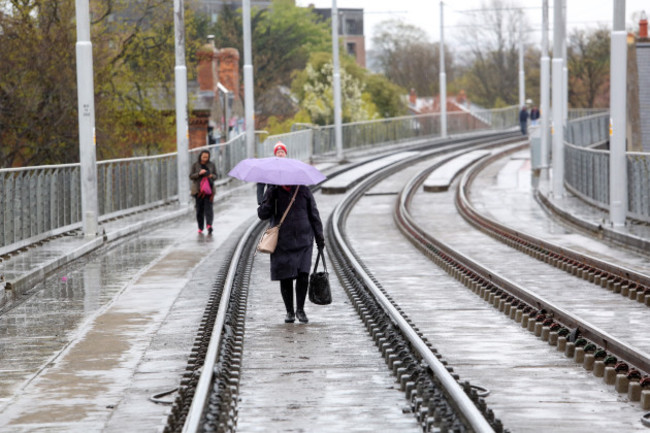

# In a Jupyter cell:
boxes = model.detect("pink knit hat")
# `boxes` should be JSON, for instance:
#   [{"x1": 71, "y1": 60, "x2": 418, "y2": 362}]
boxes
[{"x1": 273, "y1": 142, "x2": 287, "y2": 156}]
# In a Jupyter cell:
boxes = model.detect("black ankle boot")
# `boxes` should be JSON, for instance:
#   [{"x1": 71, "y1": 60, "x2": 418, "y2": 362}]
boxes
[
  {"x1": 296, "y1": 309, "x2": 308, "y2": 323},
  {"x1": 284, "y1": 312, "x2": 295, "y2": 323}
]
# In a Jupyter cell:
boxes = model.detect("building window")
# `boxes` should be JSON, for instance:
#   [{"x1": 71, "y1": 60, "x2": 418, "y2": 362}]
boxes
[
  {"x1": 345, "y1": 18, "x2": 362, "y2": 35},
  {"x1": 347, "y1": 42, "x2": 356, "y2": 57}
]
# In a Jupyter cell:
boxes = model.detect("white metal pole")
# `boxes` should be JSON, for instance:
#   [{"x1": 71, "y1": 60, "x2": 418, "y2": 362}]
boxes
[
  {"x1": 75, "y1": 0, "x2": 99, "y2": 237},
  {"x1": 551, "y1": 0, "x2": 565, "y2": 197},
  {"x1": 609, "y1": 0, "x2": 627, "y2": 226},
  {"x1": 243, "y1": 0, "x2": 256, "y2": 158},
  {"x1": 174, "y1": 0, "x2": 189, "y2": 207},
  {"x1": 332, "y1": 0, "x2": 344, "y2": 161},
  {"x1": 518, "y1": 10, "x2": 525, "y2": 109},
  {"x1": 562, "y1": 0, "x2": 568, "y2": 121},
  {"x1": 540, "y1": 0, "x2": 550, "y2": 170},
  {"x1": 440, "y1": 1, "x2": 447, "y2": 138}
]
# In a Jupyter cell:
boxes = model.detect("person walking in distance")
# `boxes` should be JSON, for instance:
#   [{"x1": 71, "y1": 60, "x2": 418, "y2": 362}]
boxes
[
  {"x1": 530, "y1": 106, "x2": 540, "y2": 127},
  {"x1": 257, "y1": 178, "x2": 325, "y2": 324},
  {"x1": 257, "y1": 141, "x2": 287, "y2": 205},
  {"x1": 189, "y1": 150, "x2": 217, "y2": 234},
  {"x1": 519, "y1": 106, "x2": 529, "y2": 135}
]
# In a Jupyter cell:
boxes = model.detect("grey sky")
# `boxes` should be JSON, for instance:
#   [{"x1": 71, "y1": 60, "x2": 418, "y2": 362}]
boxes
[{"x1": 297, "y1": 1, "x2": 649, "y2": 51}]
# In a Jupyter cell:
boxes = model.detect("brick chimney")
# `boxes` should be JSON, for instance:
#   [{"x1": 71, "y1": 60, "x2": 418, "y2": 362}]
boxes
[
  {"x1": 197, "y1": 36, "x2": 218, "y2": 92},
  {"x1": 409, "y1": 88, "x2": 417, "y2": 106},
  {"x1": 640, "y1": 11, "x2": 648, "y2": 40},
  {"x1": 217, "y1": 48, "x2": 240, "y2": 98}
]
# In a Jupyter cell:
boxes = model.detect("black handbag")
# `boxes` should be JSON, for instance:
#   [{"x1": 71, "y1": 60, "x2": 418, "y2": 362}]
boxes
[{"x1": 308, "y1": 249, "x2": 332, "y2": 305}]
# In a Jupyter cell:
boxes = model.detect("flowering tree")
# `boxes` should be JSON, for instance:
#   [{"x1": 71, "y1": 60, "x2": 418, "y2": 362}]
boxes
[{"x1": 300, "y1": 61, "x2": 377, "y2": 125}]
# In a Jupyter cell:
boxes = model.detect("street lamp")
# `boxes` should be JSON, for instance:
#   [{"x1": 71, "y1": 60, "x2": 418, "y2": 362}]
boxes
[
  {"x1": 551, "y1": 0, "x2": 565, "y2": 197},
  {"x1": 74, "y1": 0, "x2": 99, "y2": 237},
  {"x1": 174, "y1": 0, "x2": 190, "y2": 207},
  {"x1": 243, "y1": 0, "x2": 255, "y2": 158},
  {"x1": 332, "y1": 0, "x2": 344, "y2": 161},
  {"x1": 609, "y1": 0, "x2": 627, "y2": 226},
  {"x1": 439, "y1": 1, "x2": 447, "y2": 138}
]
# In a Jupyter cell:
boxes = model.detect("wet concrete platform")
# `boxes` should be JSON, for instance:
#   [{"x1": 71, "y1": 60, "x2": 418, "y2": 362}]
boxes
[
  {"x1": 422, "y1": 149, "x2": 490, "y2": 192},
  {"x1": 0, "y1": 183, "x2": 259, "y2": 432},
  {"x1": 349, "y1": 152, "x2": 650, "y2": 432},
  {"x1": 320, "y1": 151, "x2": 418, "y2": 194},
  {"x1": 1, "y1": 143, "x2": 648, "y2": 432}
]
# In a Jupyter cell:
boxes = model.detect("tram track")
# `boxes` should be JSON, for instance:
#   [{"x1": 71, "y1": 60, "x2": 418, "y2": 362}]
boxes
[
  {"x1": 164, "y1": 131, "x2": 650, "y2": 431},
  {"x1": 164, "y1": 130, "x2": 650, "y2": 432},
  {"x1": 456, "y1": 147, "x2": 650, "y2": 309},
  {"x1": 392, "y1": 143, "x2": 650, "y2": 429},
  {"x1": 324, "y1": 134, "x2": 523, "y2": 432},
  {"x1": 164, "y1": 132, "x2": 518, "y2": 433}
]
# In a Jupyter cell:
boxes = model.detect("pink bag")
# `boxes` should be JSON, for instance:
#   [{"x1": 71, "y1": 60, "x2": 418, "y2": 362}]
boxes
[{"x1": 199, "y1": 177, "x2": 212, "y2": 197}]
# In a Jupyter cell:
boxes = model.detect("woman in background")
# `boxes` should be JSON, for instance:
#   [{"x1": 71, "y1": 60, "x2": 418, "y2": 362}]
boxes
[{"x1": 189, "y1": 150, "x2": 217, "y2": 234}]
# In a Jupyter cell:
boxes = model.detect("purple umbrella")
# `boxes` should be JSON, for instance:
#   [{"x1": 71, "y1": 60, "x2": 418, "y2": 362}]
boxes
[{"x1": 228, "y1": 157, "x2": 326, "y2": 185}]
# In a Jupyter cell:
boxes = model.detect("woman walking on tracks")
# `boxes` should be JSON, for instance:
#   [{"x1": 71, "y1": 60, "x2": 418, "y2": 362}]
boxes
[
  {"x1": 258, "y1": 183, "x2": 324, "y2": 324},
  {"x1": 190, "y1": 150, "x2": 217, "y2": 234}
]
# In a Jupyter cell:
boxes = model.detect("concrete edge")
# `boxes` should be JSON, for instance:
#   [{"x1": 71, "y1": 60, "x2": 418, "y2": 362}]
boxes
[
  {"x1": 534, "y1": 189, "x2": 650, "y2": 254},
  {"x1": 0, "y1": 184, "x2": 255, "y2": 310}
]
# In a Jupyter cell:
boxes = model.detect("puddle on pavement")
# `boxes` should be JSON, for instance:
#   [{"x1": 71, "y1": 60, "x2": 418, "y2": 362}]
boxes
[{"x1": 0, "y1": 236, "x2": 172, "y2": 398}]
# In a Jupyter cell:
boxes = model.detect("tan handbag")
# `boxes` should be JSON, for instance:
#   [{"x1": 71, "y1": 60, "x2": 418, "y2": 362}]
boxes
[{"x1": 257, "y1": 186, "x2": 299, "y2": 254}]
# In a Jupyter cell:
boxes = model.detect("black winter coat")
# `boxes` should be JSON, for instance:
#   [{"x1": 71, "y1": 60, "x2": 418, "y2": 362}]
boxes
[{"x1": 257, "y1": 185, "x2": 324, "y2": 281}]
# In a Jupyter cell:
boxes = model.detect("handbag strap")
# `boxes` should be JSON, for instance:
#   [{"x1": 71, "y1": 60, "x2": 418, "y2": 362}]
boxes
[
  {"x1": 277, "y1": 186, "x2": 300, "y2": 228},
  {"x1": 312, "y1": 248, "x2": 328, "y2": 274}
]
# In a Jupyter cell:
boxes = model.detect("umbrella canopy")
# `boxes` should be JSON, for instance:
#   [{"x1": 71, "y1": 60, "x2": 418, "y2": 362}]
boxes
[{"x1": 228, "y1": 157, "x2": 326, "y2": 185}]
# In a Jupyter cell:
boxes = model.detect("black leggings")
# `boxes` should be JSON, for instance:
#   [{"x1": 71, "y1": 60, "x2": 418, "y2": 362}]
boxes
[
  {"x1": 280, "y1": 272, "x2": 309, "y2": 313},
  {"x1": 195, "y1": 195, "x2": 213, "y2": 230}
]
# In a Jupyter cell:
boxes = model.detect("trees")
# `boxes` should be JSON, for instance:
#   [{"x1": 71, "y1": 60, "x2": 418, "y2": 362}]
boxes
[
  {"x1": 372, "y1": 19, "x2": 452, "y2": 96},
  {"x1": 0, "y1": 0, "x2": 206, "y2": 167},
  {"x1": 291, "y1": 53, "x2": 377, "y2": 126},
  {"x1": 211, "y1": 0, "x2": 331, "y2": 99},
  {"x1": 455, "y1": 0, "x2": 525, "y2": 108},
  {"x1": 0, "y1": 1, "x2": 79, "y2": 167},
  {"x1": 567, "y1": 27, "x2": 610, "y2": 108}
]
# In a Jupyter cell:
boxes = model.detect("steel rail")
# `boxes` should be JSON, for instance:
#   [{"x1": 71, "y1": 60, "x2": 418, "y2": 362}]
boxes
[
  {"x1": 330, "y1": 141, "x2": 507, "y2": 433},
  {"x1": 396, "y1": 144, "x2": 650, "y2": 377},
  {"x1": 461, "y1": 145, "x2": 650, "y2": 290},
  {"x1": 181, "y1": 216, "x2": 261, "y2": 433},
  {"x1": 180, "y1": 131, "x2": 516, "y2": 432}
]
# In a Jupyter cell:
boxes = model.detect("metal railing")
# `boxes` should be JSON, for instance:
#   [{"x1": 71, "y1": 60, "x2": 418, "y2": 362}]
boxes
[
  {"x1": 1, "y1": 164, "x2": 82, "y2": 254},
  {"x1": 189, "y1": 133, "x2": 247, "y2": 182},
  {"x1": 564, "y1": 113, "x2": 650, "y2": 223},
  {"x1": 1, "y1": 105, "x2": 520, "y2": 254},
  {"x1": 1, "y1": 133, "x2": 248, "y2": 255},
  {"x1": 97, "y1": 153, "x2": 178, "y2": 219},
  {"x1": 272, "y1": 106, "x2": 519, "y2": 160},
  {"x1": 258, "y1": 129, "x2": 313, "y2": 161}
]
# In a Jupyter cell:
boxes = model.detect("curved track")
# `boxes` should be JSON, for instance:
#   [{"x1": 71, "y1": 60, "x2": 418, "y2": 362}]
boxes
[{"x1": 165, "y1": 132, "x2": 650, "y2": 433}]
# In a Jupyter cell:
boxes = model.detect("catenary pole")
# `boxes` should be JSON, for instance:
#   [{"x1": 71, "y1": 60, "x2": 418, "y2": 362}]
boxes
[
  {"x1": 551, "y1": 0, "x2": 565, "y2": 197},
  {"x1": 609, "y1": 0, "x2": 627, "y2": 226},
  {"x1": 518, "y1": 10, "x2": 525, "y2": 108},
  {"x1": 243, "y1": 0, "x2": 255, "y2": 158},
  {"x1": 174, "y1": 0, "x2": 190, "y2": 207},
  {"x1": 332, "y1": 0, "x2": 344, "y2": 161},
  {"x1": 540, "y1": 0, "x2": 550, "y2": 171},
  {"x1": 440, "y1": 1, "x2": 447, "y2": 138},
  {"x1": 562, "y1": 0, "x2": 568, "y2": 122},
  {"x1": 75, "y1": 0, "x2": 99, "y2": 237}
]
